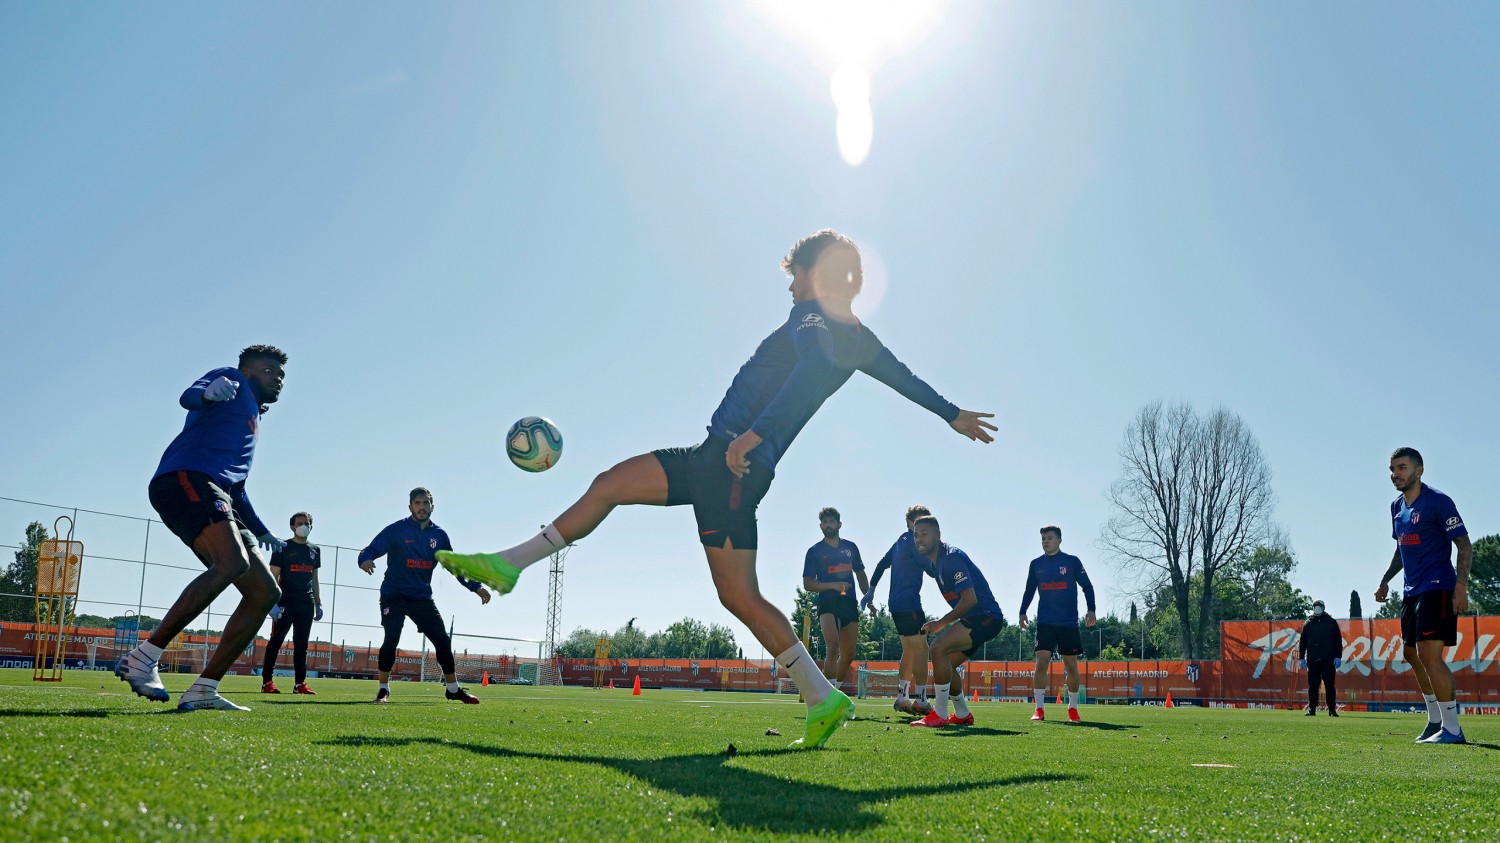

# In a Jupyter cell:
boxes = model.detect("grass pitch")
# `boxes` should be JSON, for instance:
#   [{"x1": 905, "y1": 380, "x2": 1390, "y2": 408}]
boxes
[{"x1": 1, "y1": 670, "x2": 1497, "y2": 841}]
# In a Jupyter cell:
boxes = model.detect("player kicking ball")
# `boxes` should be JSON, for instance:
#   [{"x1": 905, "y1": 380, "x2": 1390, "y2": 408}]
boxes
[
  {"x1": 906, "y1": 516, "x2": 1006, "y2": 728},
  {"x1": 438, "y1": 230, "x2": 995, "y2": 749}
]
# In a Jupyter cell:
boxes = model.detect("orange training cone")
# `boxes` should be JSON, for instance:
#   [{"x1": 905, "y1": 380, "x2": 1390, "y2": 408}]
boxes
[
  {"x1": 1057, "y1": 691, "x2": 1064, "y2": 705},
  {"x1": 972, "y1": 689, "x2": 979, "y2": 703},
  {"x1": 482, "y1": 671, "x2": 490, "y2": 686},
  {"x1": 632, "y1": 675, "x2": 642, "y2": 696},
  {"x1": 608, "y1": 679, "x2": 614, "y2": 689},
  {"x1": 1164, "y1": 692, "x2": 1174, "y2": 708}
]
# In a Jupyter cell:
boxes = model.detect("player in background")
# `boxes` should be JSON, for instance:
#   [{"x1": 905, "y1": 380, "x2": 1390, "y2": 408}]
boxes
[
  {"x1": 117, "y1": 345, "x2": 288, "y2": 712},
  {"x1": 438, "y1": 230, "x2": 995, "y2": 749},
  {"x1": 802, "y1": 507, "x2": 869, "y2": 689},
  {"x1": 1019, "y1": 525, "x2": 1096, "y2": 723},
  {"x1": 1374, "y1": 447, "x2": 1473, "y2": 744},
  {"x1": 261, "y1": 511, "x2": 323, "y2": 695},
  {"x1": 359, "y1": 488, "x2": 491, "y2": 704},
  {"x1": 861, "y1": 505, "x2": 937, "y2": 713},
  {"x1": 907, "y1": 516, "x2": 1006, "y2": 728}
]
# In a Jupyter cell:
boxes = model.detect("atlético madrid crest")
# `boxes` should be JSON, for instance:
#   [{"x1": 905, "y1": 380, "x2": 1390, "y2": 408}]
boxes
[
  {"x1": 430, "y1": 538, "x2": 438, "y2": 549},
  {"x1": 344, "y1": 648, "x2": 356, "y2": 663},
  {"x1": 1186, "y1": 663, "x2": 1200, "y2": 683},
  {"x1": 690, "y1": 661, "x2": 700, "y2": 677}
]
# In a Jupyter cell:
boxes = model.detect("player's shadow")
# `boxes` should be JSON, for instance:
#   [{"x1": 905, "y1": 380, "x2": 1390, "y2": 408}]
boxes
[
  {"x1": 1463, "y1": 741, "x2": 1500, "y2": 752},
  {"x1": 0, "y1": 709, "x2": 110, "y2": 719},
  {"x1": 1065, "y1": 721, "x2": 1139, "y2": 731},
  {"x1": 933, "y1": 726, "x2": 1022, "y2": 737},
  {"x1": 317, "y1": 735, "x2": 1074, "y2": 834},
  {"x1": 256, "y1": 700, "x2": 409, "y2": 706}
]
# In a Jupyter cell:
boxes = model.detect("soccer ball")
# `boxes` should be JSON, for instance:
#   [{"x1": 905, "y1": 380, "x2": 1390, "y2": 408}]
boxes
[{"x1": 506, "y1": 416, "x2": 563, "y2": 472}]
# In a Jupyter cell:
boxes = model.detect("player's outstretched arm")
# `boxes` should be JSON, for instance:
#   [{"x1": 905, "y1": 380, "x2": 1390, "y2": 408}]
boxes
[
  {"x1": 858, "y1": 342, "x2": 996, "y2": 443},
  {"x1": 949, "y1": 410, "x2": 997, "y2": 443}
]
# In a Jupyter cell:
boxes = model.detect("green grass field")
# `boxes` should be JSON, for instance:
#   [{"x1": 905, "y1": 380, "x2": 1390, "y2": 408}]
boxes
[{"x1": 1, "y1": 670, "x2": 1497, "y2": 842}]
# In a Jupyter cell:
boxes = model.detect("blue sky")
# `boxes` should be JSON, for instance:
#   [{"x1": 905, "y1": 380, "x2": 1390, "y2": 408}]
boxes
[{"x1": 2, "y1": 3, "x2": 1496, "y2": 660}]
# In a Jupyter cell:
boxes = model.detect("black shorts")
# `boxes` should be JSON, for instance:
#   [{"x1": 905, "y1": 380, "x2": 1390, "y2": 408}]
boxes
[
  {"x1": 893, "y1": 610, "x2": 926, "y2": 638},
  {"x1": 816, "y1": 592, "x2": 860, "y2": 629},
  {"x1": 960, "y1": 613, "x2": 1006, "y2": 658},
  {"x1": 654, "y1": 436, "x2": 775, "y2": 550},
  {"x1": 1035, "y1": 623, "x2": 1082, "y2": 656},
  {"x1": 148, "y1": 470, "x2": 260, "y2": 561},
  {"x1": 380, "y1": 594, "x2": 450, "y2": 642},
  {"x1": 1401, "y1": 589, "x2": 1457, "y2": 646}
]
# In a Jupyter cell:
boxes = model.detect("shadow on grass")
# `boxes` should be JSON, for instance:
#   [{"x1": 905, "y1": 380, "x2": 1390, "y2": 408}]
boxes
[
  {"x1": 0, "y1": 709, "x2": 109, "y2": 719},
  {"x1": 254, "y1": 700, "x2": 425, "y2": 707},
  {"x1": 316, "y1": 735, "x2": 1075, "y2": 833},
  {"x1": 933, "y1": 726, "x2": 1022, "y2": 738},
  {"x1": 1066, "y1": 721, "x2": 1140, "y2": 731},
  {"x1": 1462, "y1": 741, "x2": 1500, "y2": 752}
]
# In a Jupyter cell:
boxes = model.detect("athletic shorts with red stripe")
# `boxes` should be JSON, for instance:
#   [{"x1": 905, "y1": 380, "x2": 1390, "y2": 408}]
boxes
[
  {"x1": 653, "y1": 436, "x2": 775, "y2": 550},
  {"x1": 1400, "y1": 589, "x2": 1457, "y2": 646},
  {"x1": 148, "y1": 470, "x2": 259, "y2": 562}
]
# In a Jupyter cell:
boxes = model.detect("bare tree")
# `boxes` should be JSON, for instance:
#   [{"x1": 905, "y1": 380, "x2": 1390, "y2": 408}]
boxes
[{"x1": 1101, "y1": 402, "x2": 1276, "y2": 659}]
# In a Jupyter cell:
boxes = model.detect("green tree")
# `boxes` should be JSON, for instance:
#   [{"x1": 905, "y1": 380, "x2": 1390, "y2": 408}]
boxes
[
  {"x1": 609, "y1": 619, "x2": 651, "y2": 659},
  {"x1": 0, "y1": 522, "x2": 48, "y2": 622},
  {"x1": 1349, "y1": 590, "x2": 1363, "y2": 619},
  {"x1": 704, "y1": 623, "x2": 737, "y2": 660},
  {"x1": 788, "y1": 588, "x2": 823, "y2": 657},
  {"x1": 1374, "y1": 595, "x2": 1403, "y2": 619},
  {"x1": 556, "y1": 627, "x2": 605, "y2": 659},
  {"x1": 1468, "y1": 534, "x2": 1500, "y2": 614}
]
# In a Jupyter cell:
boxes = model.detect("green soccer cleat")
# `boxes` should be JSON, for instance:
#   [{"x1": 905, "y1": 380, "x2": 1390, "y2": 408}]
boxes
[
  {"x1": 793, "y1": 689, "x2": 854, "y2": 749},
  {"x1": 436, "y1": 551, "x2": 521, "y2": 595}
]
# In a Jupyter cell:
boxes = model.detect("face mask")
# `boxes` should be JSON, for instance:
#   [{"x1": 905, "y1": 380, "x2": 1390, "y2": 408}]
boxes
[
  {"x1": 294, "y1": 525, "x2": 312, "y2": 539},
  {"x1": 1312, "y1": 606, "x2": 1324, "y2": 616}
]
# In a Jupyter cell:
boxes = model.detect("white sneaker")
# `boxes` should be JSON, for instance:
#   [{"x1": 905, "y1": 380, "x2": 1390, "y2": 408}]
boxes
[
  {"x1": 177, "y1": 689, "x2": 250, "y2": 712},
  {"x1": 114, "y1": 651, "x2": 169, "y2": 702}
]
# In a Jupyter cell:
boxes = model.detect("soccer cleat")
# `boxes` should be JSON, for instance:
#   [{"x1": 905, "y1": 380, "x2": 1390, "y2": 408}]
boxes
[
  {"x1": 1030, "y1": 708, "x2": 1045, "y2": 722},
  {"x1": 446, "y1": 687, "x2": 480, "y2": 705},
  {"x1": 1304, "y1": 708, "x2": 1316, "y2": 716},
  {"x1": 794, "y1": 689, "x2": 854, "y2": 749},
  {"x1": 893, "y1": 699, "x2": 916, "y2": 714},
  {"x1": 909, "y1": 698, "x2": 932, "y2": 716},
  {"x1": 261, "y1": 681, "x2": 281, "y2": 694},
  {"x1": 908, "y1": 711, "x2": 949, "y2": 728},
  {"x1": 373, "y1": 687, "x2": 391, "y2": 704},
  {"x1": 435, "y1": 551, "x2": 521, "y2": 595},
  {"x1": 948, "y1": 712, "x2": 975, "y2": 726},
  {"x1": 293, "y1": 683, "x2": 315, "y2": 695},
  {"x1": 1067, "y1": 708, "x2": 1081, "y2": 724},
  {"x1": 114, "y1": 651, "x2": 170, "y2": 703},
  {"x1": 1419, "y1": 728, "x2": 1466, "y2": 745},
  {"x1": 177, "y1": 690, "x2": 251, "y2": 712},
  {"x1": 1327, "y1": 709, "x2": 1338, "y2": 717},
  {"x1": 1415, "y1": 722, "x2": 1441, "y2": 742}
]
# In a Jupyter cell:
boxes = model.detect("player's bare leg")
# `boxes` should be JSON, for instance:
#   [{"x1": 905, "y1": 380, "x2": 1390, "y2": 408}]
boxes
[
  {"x1": 834, "y1": 615, "x2": 860, "y2": 690},
  {"x1": 818, "y1": 613, "x2": 842, "y2": 682},
  {"x1": 1062, "y1": 654, "x2": 1082, "y2": 722},
  {"x1": 706, "y1": 541, "x2": 851, "y2": 748},
  {"x1": 912, "y1": 628, "x2": 968, "y2": 727},
  {"x1": 1414, "y1": 639, "x2": 1463, "y2": 742},
  {"x1": 1403, "y1": 643, "x2": 1443, "y2": 740},
  {"x1": 1031, "y1": 648, "x2": 1052, "y2": 721},
  {"x1": 439, "y1": 453, "x2": 669, "y2": 593}
]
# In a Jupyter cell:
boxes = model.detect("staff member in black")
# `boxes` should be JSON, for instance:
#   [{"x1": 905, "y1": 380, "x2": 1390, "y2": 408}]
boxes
[
  {"x1": 1298, "y1": 599, "x2": 1344, "y2": 716},
  {"x1": 359, "y1": 487, "x2": 490, "y2": 703},
  {"x1": 261, "y1": 511, "x2": 323, "y2": 695}
]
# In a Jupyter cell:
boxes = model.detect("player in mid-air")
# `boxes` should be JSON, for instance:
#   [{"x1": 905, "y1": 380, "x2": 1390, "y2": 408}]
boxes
[
  {"x1": 117, "y1": 345, "x2": 288, "y2": 711},
  {"x1": 906, "y1": 516, "x2": 1006, "y2": 728},
  {"x1": 861, "y1": 504, "x2": 936, "y2": 713},
  {"x1": 261, "y1": 510, "x2": 323, "y2": 695},
  {"x1": 1019, "y1": 525, "x2": 1096, "y2": 723},
  {"x1": 1374, "y1": 447, "x2": 1472, "y2": 744},
  {"x1": 359, "y1": 487, "x2": 491, "y2": 704},
  {"x1": 439, "y1": 230, "x2": 996, "y2": 748},
  {"x1": 801, "y1": 507, "x2": 868, "y2": 690}
]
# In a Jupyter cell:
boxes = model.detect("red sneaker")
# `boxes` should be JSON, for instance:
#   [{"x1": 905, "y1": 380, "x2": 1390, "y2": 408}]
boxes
[
  {"x1": 949, "y1": 712, "x2": 975, "y2": 726},
  {"x1": 1067, "y1": 707, "x2": 1081, "y2": 723},
  {"x1": 261, "y1": 681, "x2": 281, "y2": 694},
  {"x1": 908, "y1": 711, "x2": 949, "y2": 728},
  {"x1": 1030, "y1": 707, "x2": 1045, "y2": 721},
  {"x1": 294, "y1": 683, "x2": 316, "y2": 695}
]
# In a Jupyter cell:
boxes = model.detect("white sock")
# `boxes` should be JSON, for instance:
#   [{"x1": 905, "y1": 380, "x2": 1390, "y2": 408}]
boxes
[
  {"x1": 447, "y1": 681, "x2": 461, "y2": 693},
  {"x1": 1069, "y1": 690, "x2": 1080, "y2": 709},
  {"x1": 1423, "y1": 693, "x2": 1440, "y2": 724},
  {"x1": 933, "y1": 685, "x2": 950, "y2": 718},
  {"x1": 497, "y1": 524, "x2": 568, "y2": 571},
  {"x1": 1034, "y1": 689, "x2": 1046, "y2": 708},
  {"x1": 188, "y1": 677, "x2": 219, "y2": 695},
  {"x1": 1439, "y1": 699, "x2": 1460, "y2": 733},
  {"x1": 134, "y1": 641, "x2": 164, "y2": 662},
  {"x1": 380, "y1": 682, "x2": 390, "y2": 692},
  {"x1": 951, "y1": 692, "x2": 970, "y2": 717},
  {"x1": 896, "y1": 680, "x2": 910, "y2": 701},
  {"x1": 776, "y1": 642, "x2": 832, "y2": 707}
]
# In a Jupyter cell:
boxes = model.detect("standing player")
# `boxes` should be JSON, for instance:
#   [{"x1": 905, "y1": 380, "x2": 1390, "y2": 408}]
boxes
[
  {"x1": 861, "y1": 505, "x2": 936, "y2": 713},
  {"x1": 438, "y1": 230, "x2": 995, "y2": 748},
  {"x1": 261, "y1": 511, "x2": 323, "y2": 695},
  {"x1": 116, "y1": 345, "x2": 288, "y2": 711},
  {"x1": 1018, "y1": 525, "x2": 1096, "y2": 723},
  {"x1": 907, "y1": 516, "x2": 1006, "y2": 728},
  {"x1": 359, "y1": 488, "x2": 491, "y2": 704},
  {"x1": 1374, "y1": 447, "x2": 1472, "y2": 744},
  {"x1": 801, "y1": 507, "x2": 868, "y2": 690}
]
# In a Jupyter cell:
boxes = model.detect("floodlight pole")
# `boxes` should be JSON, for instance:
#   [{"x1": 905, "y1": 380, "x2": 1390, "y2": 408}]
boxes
[{"x1": 543, "y1": 537, "x2": 574, "y2": 684}]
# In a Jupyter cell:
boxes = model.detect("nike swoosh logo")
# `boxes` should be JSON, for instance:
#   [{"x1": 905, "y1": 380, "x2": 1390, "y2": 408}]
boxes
[{"x1": 701, "y1": 530, "x2": 719, "y2": 536}]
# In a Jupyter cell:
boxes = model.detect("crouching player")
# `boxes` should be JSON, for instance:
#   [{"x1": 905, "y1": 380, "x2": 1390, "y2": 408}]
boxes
[{"x1": 907, "y1": 515, "x2": 1005, "y2": 728}]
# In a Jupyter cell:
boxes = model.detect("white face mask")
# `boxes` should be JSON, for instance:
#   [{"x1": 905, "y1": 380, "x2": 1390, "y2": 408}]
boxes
[
  {"x1": 294, "y1": 524, "x2": 312, "y2": 539},
  {"x1": 1312, "y1": 606, "x2": 1324, "y2": 616}
]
